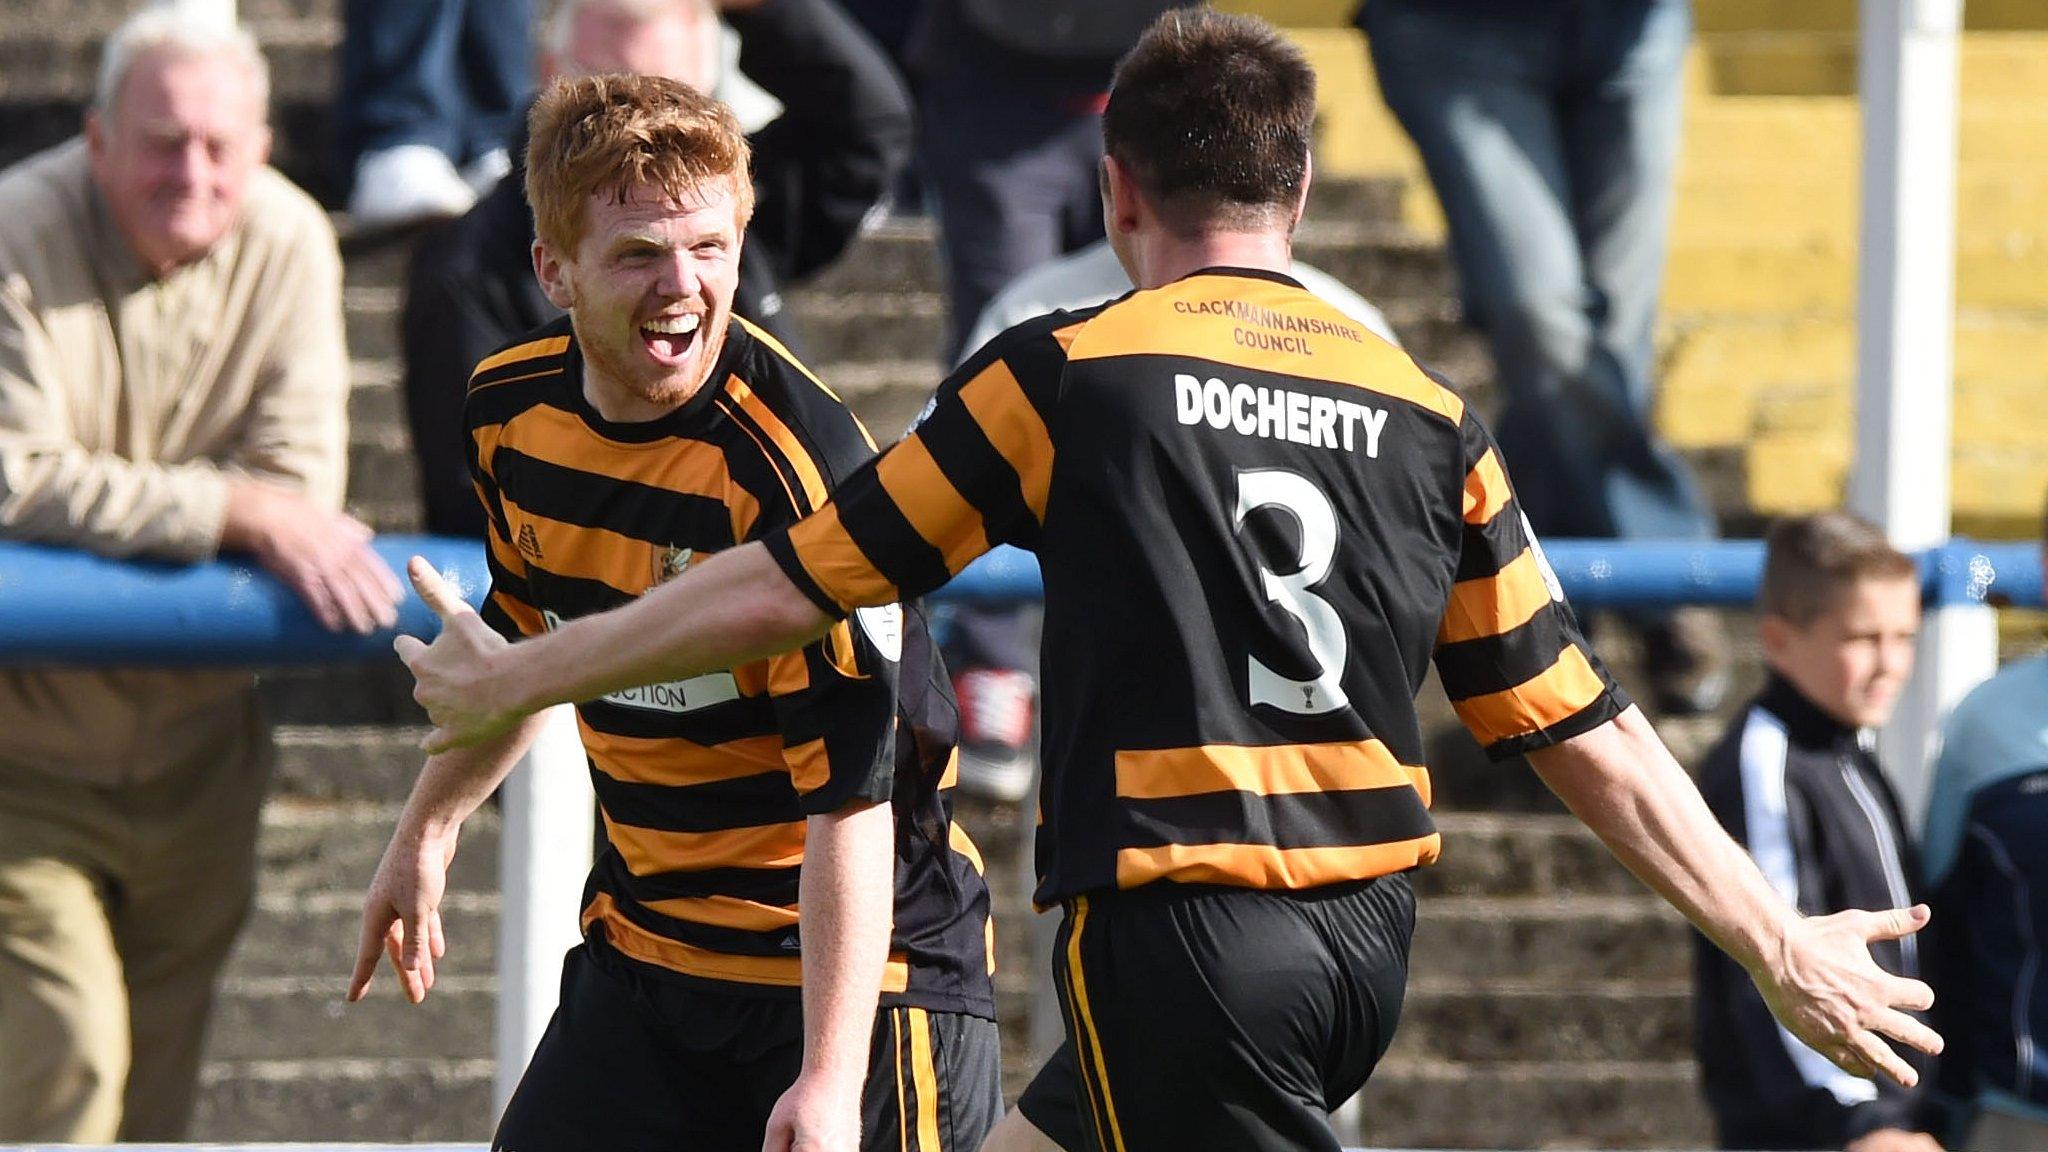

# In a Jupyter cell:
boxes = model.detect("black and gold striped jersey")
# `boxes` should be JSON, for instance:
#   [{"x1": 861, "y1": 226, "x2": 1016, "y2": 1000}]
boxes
[
  {"x1": 466, "y1": 314, "x2": 994, "y2": 1015},
  {"x1": 764, "y1": 266, "x2": 1629, "y2": 905}
]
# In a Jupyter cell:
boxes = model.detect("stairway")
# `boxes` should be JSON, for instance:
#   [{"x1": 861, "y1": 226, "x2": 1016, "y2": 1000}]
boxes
[{"x1": 1254, "y1": 0, "x2": 2048, "y2": 538}]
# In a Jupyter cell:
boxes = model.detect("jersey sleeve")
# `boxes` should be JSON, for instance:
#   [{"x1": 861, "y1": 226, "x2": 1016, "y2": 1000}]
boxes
[
  {"x1": 1431, "y1": 409, "x2": 1629, "y2": 758},
  {"x1": 464, "y1": 376, "x2": 547, "y2": 642},
  {"x1": 727, "y1": 337, "x2": 925, "y2": 814},
  {"x1": 762, "y1": 314, "x2": 1068, "y2": 617},
  {"x1": 766, "y1": 606, "x2": 905, "y2": 815}
]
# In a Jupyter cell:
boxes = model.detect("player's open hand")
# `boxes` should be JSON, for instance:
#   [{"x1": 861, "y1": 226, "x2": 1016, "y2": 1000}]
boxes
[
  {"x1": 393, "y1": 556, "x2": 526, "y2": 752},
  {"x1": 762, "y1": 1070, "x2": 862, "y2": 1152},
  {"x1": 347, "y1": 819, "x2": 458, "y2": 1005},
  {"x1": 1755, "y1": 904, "x2": 1942, "y2": 1088}
]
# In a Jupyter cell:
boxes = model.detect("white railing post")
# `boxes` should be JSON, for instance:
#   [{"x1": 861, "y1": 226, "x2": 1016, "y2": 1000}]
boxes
[
  {"x1": 493, "y1": 705, "x2": 594, "y2": 1115},
  {"x1": 1849, "y1": 0, "x2": 1969, "y2": 826}
]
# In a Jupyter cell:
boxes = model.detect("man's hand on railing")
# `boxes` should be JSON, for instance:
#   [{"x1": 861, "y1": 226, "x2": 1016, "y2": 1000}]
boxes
[
  {"x1": 223, "y1": 479, "x2": 403, "y2": 634},
  {"x1": 347, "y1": 816, "x2": 458, "y2": 1005},
  {"x1": 394, "y1": 556, "x2": 529, "y2": 751},
  {"x1": 1752, "y1": 904, "x2": 1942, "y2": 1087}
]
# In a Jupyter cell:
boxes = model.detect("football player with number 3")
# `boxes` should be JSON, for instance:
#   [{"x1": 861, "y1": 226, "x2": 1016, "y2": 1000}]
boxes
[{"x1": 394, "y1": 13, "x2": 1942, "y2": 1151}]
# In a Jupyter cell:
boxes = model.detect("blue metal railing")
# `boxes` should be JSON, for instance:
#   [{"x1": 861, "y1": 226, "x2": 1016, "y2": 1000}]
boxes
[{"x1": 0, "y1": 537, "x2": 2038, "y2": 665}]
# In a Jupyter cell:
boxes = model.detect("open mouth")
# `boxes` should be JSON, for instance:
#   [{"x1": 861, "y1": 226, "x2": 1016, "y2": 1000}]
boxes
[{"x1": 640, "y1": 313, "x2": 702, "y2": 364}]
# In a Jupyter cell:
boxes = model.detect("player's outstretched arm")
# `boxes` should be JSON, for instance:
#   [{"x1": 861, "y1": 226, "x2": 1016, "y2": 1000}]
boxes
[
  {"x1": 763, "y1": 798, "x2": 895, "y2": 1152},
  {"x1": 347, "y1": 712, "x2": 549, "y2": 1005},
  {"x1": 398, "y1": 545, "x2": 832, "y2": 753},
  {"x1": 1525, "y1": 705, "x2": 1943, "y2": 1088}
]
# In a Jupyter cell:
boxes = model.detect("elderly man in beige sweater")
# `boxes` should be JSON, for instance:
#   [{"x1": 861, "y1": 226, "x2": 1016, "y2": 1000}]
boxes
[{"x1": 0, "y1": 7, "x2": 402, "y2": 1142}]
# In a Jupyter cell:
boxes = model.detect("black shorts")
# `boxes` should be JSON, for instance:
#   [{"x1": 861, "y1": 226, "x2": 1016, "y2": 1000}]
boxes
[
  {"x1": 493, "y1": 937, "x2": 1002, "y2": 1152},
  {"x1": 1017, "y1": 873, "x2": 1415, "y2": 1152}
]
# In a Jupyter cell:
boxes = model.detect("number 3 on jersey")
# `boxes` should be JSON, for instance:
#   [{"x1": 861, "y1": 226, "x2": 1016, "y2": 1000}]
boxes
[{"x1": 1233, "y1": 468, "x2": 1350, "y2": 716}]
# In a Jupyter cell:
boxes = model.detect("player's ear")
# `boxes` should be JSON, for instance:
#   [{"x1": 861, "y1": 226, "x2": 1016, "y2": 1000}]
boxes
[
  {"x1": 532, "y1": 239, "x2": 575, "y2": 311},
  {"x1": 1102, "y1": 154, "x2": 1143, "y2": 238}
]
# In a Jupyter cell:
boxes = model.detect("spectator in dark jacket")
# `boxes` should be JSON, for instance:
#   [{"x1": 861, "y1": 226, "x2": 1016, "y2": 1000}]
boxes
[
  {"x1": 1918, "y1": 499, "x2": 2048, "y2": 1152},
  {"x1": 401, "y1": 0, "x2": 911, "y2": 538},
  {"x1": 1694, "y1": 512, "x2": 1940, "y2": 1152}
]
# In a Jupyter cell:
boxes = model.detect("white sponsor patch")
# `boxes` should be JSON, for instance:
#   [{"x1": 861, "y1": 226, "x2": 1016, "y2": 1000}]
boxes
[
  {"x1": 543, "y1": 608, "x2": 740, "y2": 714},
  {"x1": 854, "y1": 603, "x2": 903, "y2": 663}
]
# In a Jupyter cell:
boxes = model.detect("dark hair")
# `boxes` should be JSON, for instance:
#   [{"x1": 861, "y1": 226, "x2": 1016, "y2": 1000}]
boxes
[
  {"x1": 1102, "y1": 9, "x2": 1316, "y2": 237},
  {"x1": 1759, "y1": 511, "x2": 1918, "y2": 625}
]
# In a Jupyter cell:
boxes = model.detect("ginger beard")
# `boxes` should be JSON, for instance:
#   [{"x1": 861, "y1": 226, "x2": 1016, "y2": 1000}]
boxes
[{"x1": 539, "y1": 177, "x2": 743, "y2": 422}]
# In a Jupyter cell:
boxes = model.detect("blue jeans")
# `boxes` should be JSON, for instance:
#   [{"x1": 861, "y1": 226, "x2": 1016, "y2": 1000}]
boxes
[
  {"x1": 1363, "y1": 0, "x2": 1713, "y2": 544},
  {"x1": 336, "y1": 0, "x2": 534, "y2": 179},
  {"x1": 919, "y1": 73, "x2": 1107, "y2": 364}
]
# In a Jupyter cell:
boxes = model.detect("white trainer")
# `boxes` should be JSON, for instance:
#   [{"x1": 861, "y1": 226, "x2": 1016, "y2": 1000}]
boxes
[
  {"x1": 461, "y1": 146, "x2": 512, "y2": 196},
  {"x1": 349, "y1": 144, "x2": 476, "y2": 230}
]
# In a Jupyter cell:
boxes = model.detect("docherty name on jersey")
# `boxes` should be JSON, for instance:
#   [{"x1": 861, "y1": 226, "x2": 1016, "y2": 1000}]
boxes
[{"x1": 1175, "y1": 373, "x2": 1389, "y2": 458}]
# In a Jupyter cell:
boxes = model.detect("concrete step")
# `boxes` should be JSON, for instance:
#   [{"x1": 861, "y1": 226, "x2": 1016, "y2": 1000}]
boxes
[
  {"x1": 1678, "y1": 99, "x2": 2048, "y2": 176},
  {"x1": 1415, "y1": 815, "x2": 1641, "y2": 899},
  {"x1": 1671, "y1": 169, "x2": 2048, "y2": 247},
  {"x1": 347, "y1": 357, "x2": 404, "y2": 431},
  {"x1": 260, "y1": 662, "x2": 423, "y2": 728},
  {"x1": 1700, "y1": 30, "x2": 2048, "y2": 97},
  {"x1": 345, "y1": 288, "x2": 401, "y2": 363},
  {"x1": 1394, "y1": 981, "x2": 1691, "y2": 1065},
  {"x1": 224, "y1": 889, "x2": 499, "y2": 980},
  {"x1": 1411, "y1": 895, "x2": 1691, "y2": 982},
  {"x1": 1662, "y1": 234, "x2": 2048, "y2": 315},
  {"x1": 270, "y1": 724, "x2": 435, "y2": 803},
  {"x1": 348, "y1": 424, "x2": 418, "y2": 508},
  {"x1": 1747, "y1": 431, "x2": 2048, "y2": 533},
  {"x1": 1224, "y1": 0, "x2": 2048, "y2": 33},
  {"x1": 258, "y1": 799, "x2": 500, "y2": 896},
  {"x1": 192, "y1": 1057, "x2": 493, "y2": 1144},
  {"x1": 350, "y1": 494, "x2": 426, "y2": 534},
  {"x1": 1696, "y1": 0, "x2": 2048, "y2": 33},
  {"x1": 207, "y1": 974, "x2": 493, "y2": 1062},
  {"x1": 1351, "y1": 1059, "x2": 1709, "y2": 1150},
  {"x1": 1660, "y1": 313, "x2": 2048, "y2": 449}
]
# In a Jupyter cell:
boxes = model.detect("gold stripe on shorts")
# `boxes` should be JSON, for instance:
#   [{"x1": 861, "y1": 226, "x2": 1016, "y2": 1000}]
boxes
[
  {"x1": 908, "y1": 1006, "x2": 943, "y2": 1151},
  {"x1": 1064, "y1": 897, "x2": 1129, "y2": 1152}
]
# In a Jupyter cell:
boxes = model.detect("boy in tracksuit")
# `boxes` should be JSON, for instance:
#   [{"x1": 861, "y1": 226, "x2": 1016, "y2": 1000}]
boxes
[{"x1": 1694, "y1": 512, "x2": 1943, "y2": 1152}]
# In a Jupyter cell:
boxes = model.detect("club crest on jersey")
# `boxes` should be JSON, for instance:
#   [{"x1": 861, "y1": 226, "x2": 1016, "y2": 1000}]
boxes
[{"x1": 653, "y1": 544, "x2": 693, "y2": 586}]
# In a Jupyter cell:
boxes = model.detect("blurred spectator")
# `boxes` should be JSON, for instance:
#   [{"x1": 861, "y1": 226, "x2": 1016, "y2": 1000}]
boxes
[
  {"x1": 909, "y1": 0, "x2": 1192, "y2": 363},
  {"x1": 400, "y1": 0, "x2": 912, "y2": 539},
  {"x1": 1919, "y1": 503, "x2": 2048, "y2": 1151},
  {"x1": 909, "y1": 1, "x2": 1189, "y2": 800},
  {"x1": 337, "y1": 0, "x2": 534, "y2": 228},
  {"x1": 1692, "y1": 513, "x2": 1939, "y2": 1151},
  {"x1": 839, "y1": 0, "x2": 920, "y2": 64},
  {"x1": 1359, "y1": 0, "x2": 1729, "y2": 715},
  {"x1": 0, "y1": 7, "x2": 399, "y2": 1142}
]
